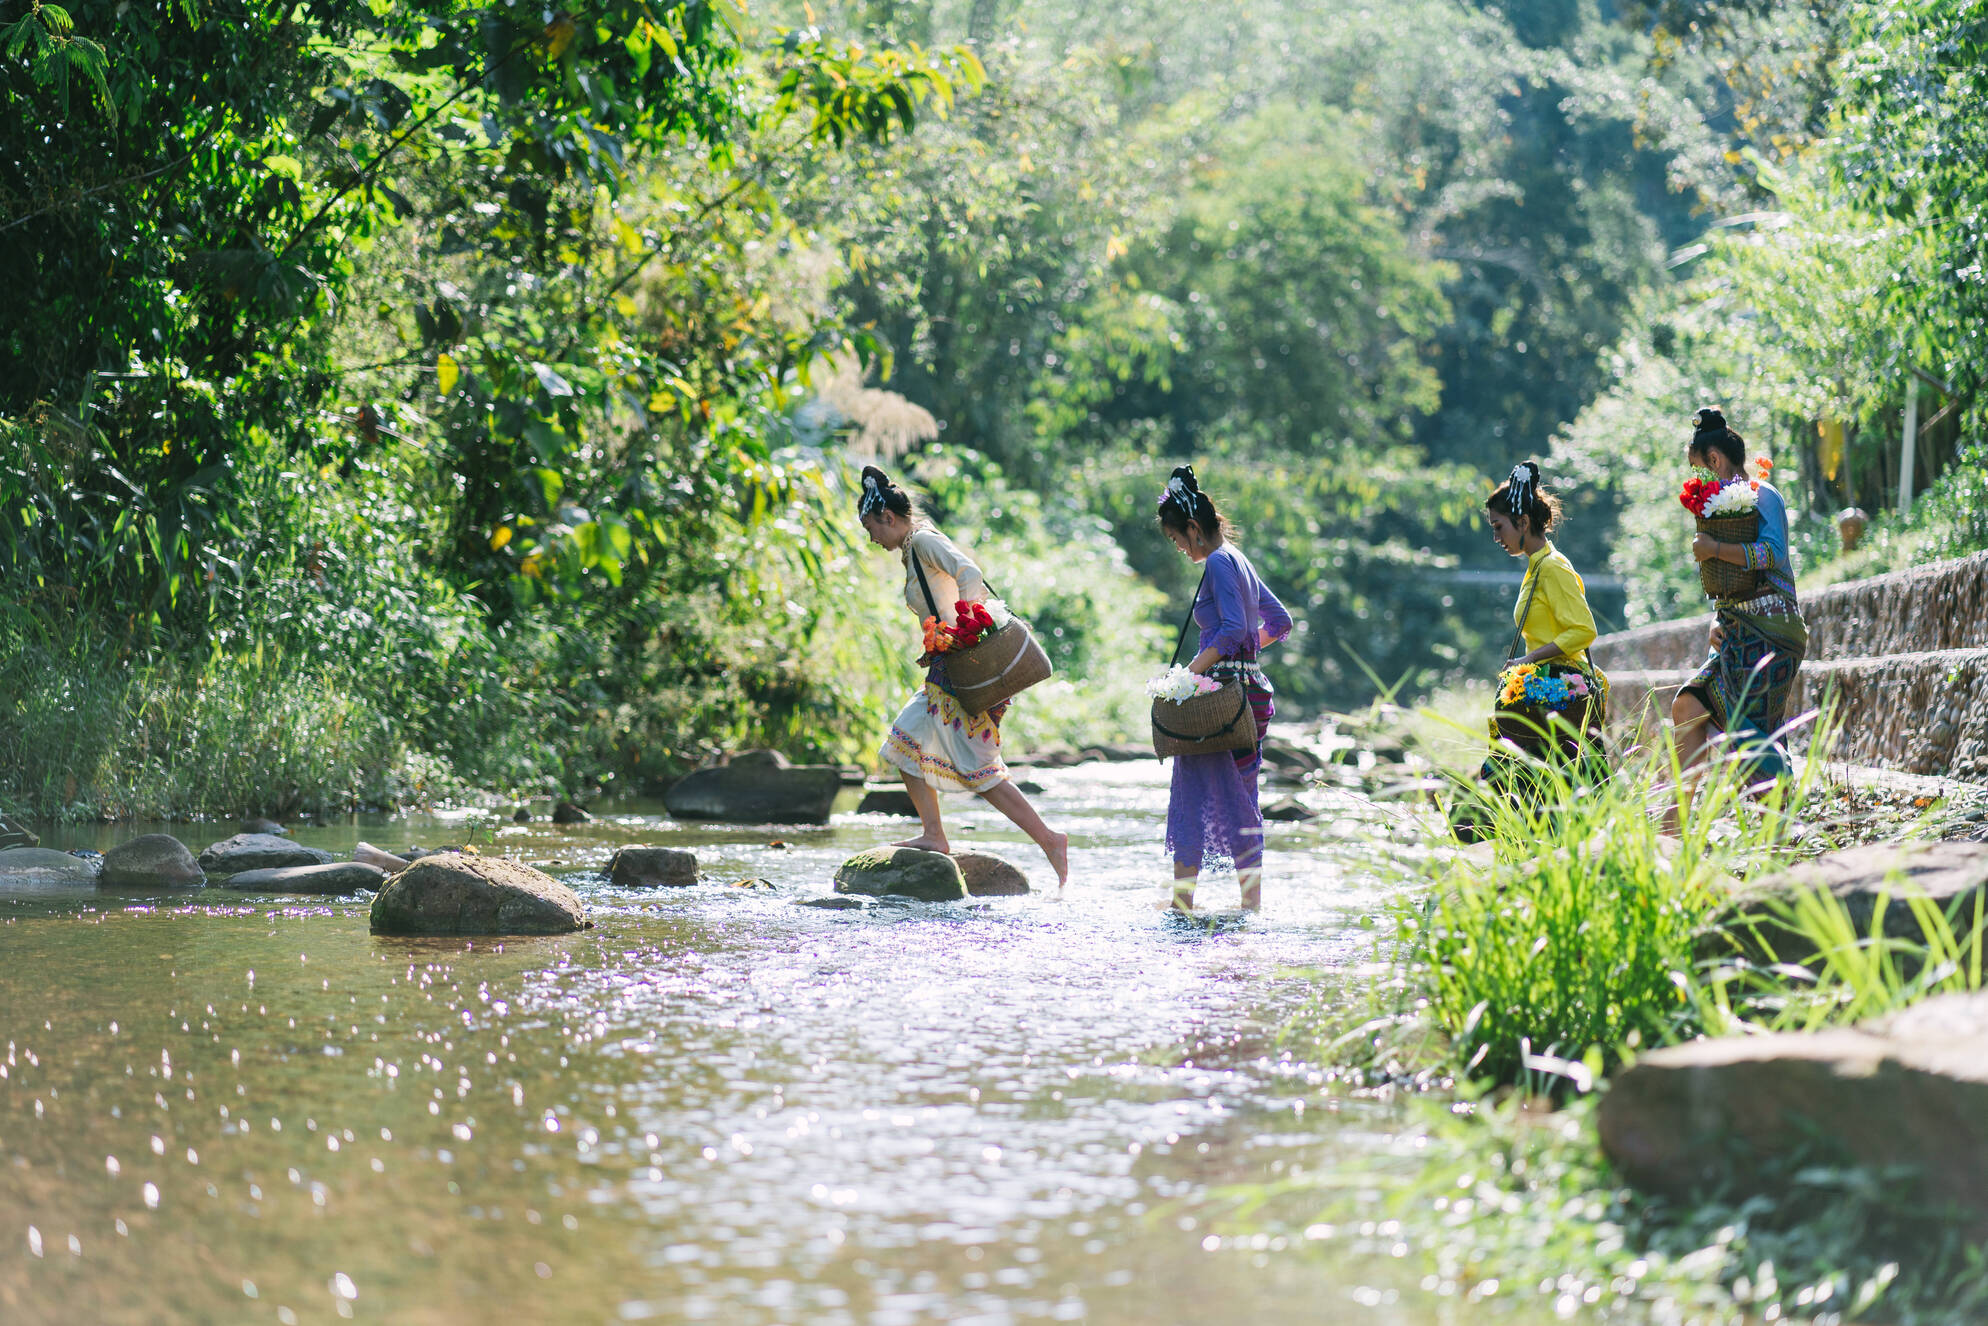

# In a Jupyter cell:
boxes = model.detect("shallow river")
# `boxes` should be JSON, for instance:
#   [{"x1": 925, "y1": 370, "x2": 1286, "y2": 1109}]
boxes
[{"x1": 0, "y1": 759, "x2": 1549, "y2": 1324}]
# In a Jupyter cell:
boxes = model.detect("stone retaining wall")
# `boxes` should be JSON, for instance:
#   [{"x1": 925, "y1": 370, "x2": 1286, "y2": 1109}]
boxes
[
  {"x1": 1593, "y1": 552, "x2": 1988, "y2": 783},
  {"x1": 1592, "y1": 551, "x2": 1988, "y2": 673}
]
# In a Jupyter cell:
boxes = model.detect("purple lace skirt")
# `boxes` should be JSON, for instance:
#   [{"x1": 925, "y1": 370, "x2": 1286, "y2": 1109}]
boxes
[{"x1": 1165, "y1": 662, "x2": 1274, "y2": 872}]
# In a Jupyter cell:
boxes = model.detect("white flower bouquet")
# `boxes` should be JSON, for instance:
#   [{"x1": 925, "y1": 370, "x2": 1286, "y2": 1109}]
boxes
[
  {"x1": 1701, "y1": 481, "x2": 1760, "y2": 517},
  {"x1": 1146, "y1": 664, "x2": 1222, "y2": 704}
]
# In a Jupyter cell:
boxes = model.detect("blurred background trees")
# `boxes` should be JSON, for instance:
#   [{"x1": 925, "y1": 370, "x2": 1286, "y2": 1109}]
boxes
[{"x1": 3, "y1": 0, "x2": 1981, "y2": 816}]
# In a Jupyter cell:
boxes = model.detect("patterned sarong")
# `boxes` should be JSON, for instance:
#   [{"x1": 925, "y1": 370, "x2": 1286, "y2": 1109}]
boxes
[{"x1": 1682, "y1": 606, "x2": 1809, "y2": 738}]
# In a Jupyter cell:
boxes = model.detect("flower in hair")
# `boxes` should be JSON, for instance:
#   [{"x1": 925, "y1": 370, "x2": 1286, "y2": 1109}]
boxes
[{"x1": 1159, "y1": 474, "x2": 1194, "y2": 510}]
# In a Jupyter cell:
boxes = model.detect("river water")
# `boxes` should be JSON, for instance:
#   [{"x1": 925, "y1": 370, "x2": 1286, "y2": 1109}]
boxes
[{"x1": 0, "y1": 758, "x2": 1546, "y2": 1324}]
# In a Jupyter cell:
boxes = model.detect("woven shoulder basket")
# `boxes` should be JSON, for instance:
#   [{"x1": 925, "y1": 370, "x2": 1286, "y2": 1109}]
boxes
[
  {"x1": 910, "y1": 548, "x2": 1052, "y2": 717},
  {"x1": 1697, "y1": 511, "x2": 1762, "y2": 600},
  {"x1": 1153, "y1": 679, "x2": 1257, "y2": 758},
  {"x1": 1149, "y1": 565, "x2": 1259, "y2": 758},
  {"x1": 944, "y1": 618, "x2": 1053, "y2": 716}
]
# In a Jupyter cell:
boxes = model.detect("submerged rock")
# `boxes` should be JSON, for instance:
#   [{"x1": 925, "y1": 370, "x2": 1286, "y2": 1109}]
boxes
[
  {"x1": 796, "y1": 895, "x2": 866, "y2": 909},
  {"x1": 198, "y1": 832, "x2": 333, "y2": 877},
  {"x1": 353, "y1": 842, "x2": 413, "y2": 872},
  {"x1": 856, "y1": 786, "x2": 918, "y2": 817},
  {"x1": 552, "y1": 800, "x2": 593, "y2": 824},
  {"x1": 1600, "y1": 991, "x2": 1988, "y2": 1224},
  {"x1": 665, "y1": 762, "x2": 842, "y2": 826},
  {"x1": 606, "y1": 846, "x2": 698, "y2": 888},
  {"x1": 954, "y1": 852, "x2": 1030, "y2": 896},
  {"x1": 0, "y1": 847, "x2": 100, "y2": 887},
  {"x1": 1262, "y1": 796, "x2": 1319, "y2": 823},
  {"x1": 222, "y1": 862, "x2": 388, "y2": 894},
  {"x1": 99, "y1": 834, "x2": 206, "y2": 888},
  {"x1": 369, "y1": 854, "x2": 588, "y2": 936},
  {"x1": 833, "y1": 847, "x2": 966, "y2": 902}
]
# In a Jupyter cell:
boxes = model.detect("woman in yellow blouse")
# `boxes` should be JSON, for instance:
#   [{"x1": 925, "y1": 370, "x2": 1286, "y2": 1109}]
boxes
[{"x1": 1485, "y1": 461, "x2": 1609, "y2": 729}]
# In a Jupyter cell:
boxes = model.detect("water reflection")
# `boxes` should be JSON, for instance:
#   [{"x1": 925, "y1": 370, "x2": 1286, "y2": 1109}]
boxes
[{"x1": 1, "y1": 761, "x2": 1523, "y2": 1323}]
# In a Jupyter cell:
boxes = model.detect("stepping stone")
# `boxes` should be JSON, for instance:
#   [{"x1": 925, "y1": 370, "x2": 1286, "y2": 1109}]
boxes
[
  {"x1": 954, "y1": 852, "x2": 1029, "y2": 896},
  {"x1": 198, "y1": 833, "x2": 332, "y2": 877},
  {"x1": 833, "y1": 847, "x2": 966, "y2": 902},
  {"x1": 665, "y1": 760, "x2": 841, "y2": 825},
  {"x1": 220, "y1": 862, "x2": 388, "y2": 894},
  {"x1": 857, "y1": 787, "x2": 918, "y2": 817},
  {"x1": 606, "y1": 846, "x2": 698, "y2": 887},
  {"x1": 100, "y1": 834, "x2": 205, "y2": 888},
  {"x1": 370, "y1": 854, "x2": 588, "y2": 936},
  {"x1": 0, "y1": 847, "x2": 100, "y2": 888}
]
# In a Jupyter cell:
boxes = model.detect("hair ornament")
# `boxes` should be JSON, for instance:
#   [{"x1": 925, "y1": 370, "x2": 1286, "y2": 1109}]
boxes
[
  {"x1": 1159, "y1": 474, "x2": 1193, "y2": 511},
  {"x1": 1506, "y1": 462, "x2": 1536, "y2": 517},
  {"x1": 858, "y1": 471, "x2": 888, "y2": 518}
]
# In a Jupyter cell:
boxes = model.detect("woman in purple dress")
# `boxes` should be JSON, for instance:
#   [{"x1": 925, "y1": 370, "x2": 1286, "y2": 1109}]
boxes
[{"x1": 1156, "y1": 467, "x2": 1293, "y2": 913}]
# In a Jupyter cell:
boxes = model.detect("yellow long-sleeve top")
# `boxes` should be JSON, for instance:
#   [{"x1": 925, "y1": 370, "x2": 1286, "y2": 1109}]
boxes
[{"x1": 1514, "y1": 542, "x2": 1598, "y2": 670}]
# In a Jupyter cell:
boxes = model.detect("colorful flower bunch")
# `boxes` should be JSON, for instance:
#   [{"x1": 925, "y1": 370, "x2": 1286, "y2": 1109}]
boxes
[
  {"x1": 1497, "y1": 662, "x2": 1590, "y2": 710},
  {"x1": 921, "y1": 600, "x2": 1004, "y2": 656},
  {"x1": 1679, "y1": 457, "x2": 1773, "y2": 517},
  {"x1": 1147, "y1": 664, "x2": 1223, "y2": 703}
]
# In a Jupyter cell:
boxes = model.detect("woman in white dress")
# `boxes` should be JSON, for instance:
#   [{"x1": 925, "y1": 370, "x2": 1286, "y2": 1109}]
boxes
[{"x1": 858, "y1": 466, "x2": 1069, "y2": 886}]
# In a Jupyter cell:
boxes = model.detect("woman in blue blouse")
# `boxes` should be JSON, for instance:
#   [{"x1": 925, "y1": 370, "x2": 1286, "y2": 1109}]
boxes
[
  {"x1": 1670, "y1": 407, "x2": 1808, "y2": 820},
  {"x1": 1156, "y1": 467, "x2": 1294, "y2": 913}
]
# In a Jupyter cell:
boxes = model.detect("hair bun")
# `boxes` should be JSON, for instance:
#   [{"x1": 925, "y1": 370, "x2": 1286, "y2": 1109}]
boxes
[
  {"x1": 1170, "y1": 464, "x2": 1199, "y2": 493},
  {"x1": 1521, "y1": 461, "x2": 1541, "y2": 481},
  {"x1": 1691, "y1": 407, "x2": 1727, "y2": 435},
  {"x1": 861, "y1": 464, "x2": 893, "y2": 488}
]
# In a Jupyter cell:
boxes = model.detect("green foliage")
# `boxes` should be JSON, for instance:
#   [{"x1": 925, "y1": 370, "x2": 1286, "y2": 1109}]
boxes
[{"x1": 1296, "y1": 1092, "x2": 1988, "y2": 1323}]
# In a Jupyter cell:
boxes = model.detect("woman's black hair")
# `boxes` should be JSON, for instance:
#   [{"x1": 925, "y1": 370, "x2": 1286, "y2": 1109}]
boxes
[
  {"x1": 1155, "y1": 464, "x2": 1234, "y2": 541},
  {"x1": 1484, "y1": 460, "x2": 1562, "y2": 536},
  {"x1": 1689, "y1": 406, "x2": 1747, "y2": 468},
  {"x1": 856, "y1": 464, "x2": 915, "y2": 521}
]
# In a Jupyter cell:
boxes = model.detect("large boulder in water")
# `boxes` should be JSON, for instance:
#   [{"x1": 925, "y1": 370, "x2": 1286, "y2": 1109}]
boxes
[
  {"x1": 0, "y1": 847, "x2": 100, "y2": 888},
  {"x1": 222, "y1": 862, "x2": 388, "y2": 894},
  {"x1": 606, "y1": 846, "x2": 698, "y2": 888},
  {"x1": 834, "y1": 847, "x2": 966, "y2": 901},
  {"x1": 370, "y1": 853, "x2": 588, "y2": 936},
  {"x1": 1600, "y1": 991, "x2": 1988, "y2": 1224},
  {"x1": 666, "y1": 753, "x2": 841, "y2": 826},
  {"x1": 954, "y1": 852, "x2": 1030, "y2": 896},
  {"x1": 198, "y1": 832, "x2": 333, "y2": 877},
  {"x1": 100, "y1": 834, "x2": 205, "y2": 888}
]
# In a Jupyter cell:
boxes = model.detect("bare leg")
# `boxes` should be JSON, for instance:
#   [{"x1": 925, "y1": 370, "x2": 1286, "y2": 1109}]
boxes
[
  {"x1": 892, "y1": 773, "x2": 951, "y2": 853},
  {"x1": 1664, "y1": 688, "x2": 1717, "y2": 834},
  {"x1": 1237, "y1": 867, "x2": 1262, "y2": 912},
  {"x1": 978, "y1": 779, "x2": 1069, "y2": 886},
  {"x1": 1170, "y1": 861, "x2": 1197, "y2": 913}
]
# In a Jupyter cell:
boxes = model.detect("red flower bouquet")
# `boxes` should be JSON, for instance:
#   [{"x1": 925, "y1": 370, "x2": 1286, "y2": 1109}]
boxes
[{"x1": 1678, "y1": 476, "x2": 1721, "y2": 517}]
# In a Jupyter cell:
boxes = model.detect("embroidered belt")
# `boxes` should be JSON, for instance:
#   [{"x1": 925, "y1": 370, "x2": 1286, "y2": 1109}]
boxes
[{"x1": 1722, "y1": 590, "x2": 1800, "y2": 617}]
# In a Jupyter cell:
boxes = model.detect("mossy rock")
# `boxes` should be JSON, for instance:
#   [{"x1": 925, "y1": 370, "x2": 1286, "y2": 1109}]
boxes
[
  {"x1": 370, "y1": 853, "x2": 588, "y2": 935},
  {"x1": 833, "y1": 847, "x2": 966, "y2": 902}
]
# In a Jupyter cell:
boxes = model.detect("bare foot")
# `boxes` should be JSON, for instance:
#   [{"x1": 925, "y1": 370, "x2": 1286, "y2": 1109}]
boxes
[
  {"x1": 893, "y1": 834, "x2": 951, "y2": 853},
  {"x1": 1041, "y1": 830, "x2": 1069, "y2": 887}
]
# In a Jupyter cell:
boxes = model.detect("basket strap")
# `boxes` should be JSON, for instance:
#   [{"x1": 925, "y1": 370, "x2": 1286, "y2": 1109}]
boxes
[
  {"x1": 1151, "y1": 689, "x2": 1250, "y2": 741},
  {"x1": 910, "y1": 534, "x2": 1005, "y2": 620},
  {"x1": 1170, "y1": 566, "x2": 1211, "y2": 667},
  {"x1": 1507, "y1": 558, "x2": 1542, "y2": 663}
]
